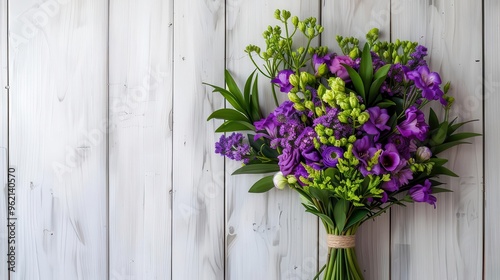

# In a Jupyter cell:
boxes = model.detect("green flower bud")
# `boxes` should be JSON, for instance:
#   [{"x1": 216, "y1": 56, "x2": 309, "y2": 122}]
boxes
[
  {"x1": 307, "y1": 27, "x2": 315, "y2": 38},
  {"x1": 358, "y1": 111, "x2": 370, "y2": 124},
  {"x1": 340, "y1": 138, "x2": 348, "y2": 146},
  {"x1": 315, "y1": 107, "x2": 324, "y2": 117},
  {"x1": 297, "y1": 47, "x2": 305, "y2": 55},
  {"x1": 349, "y1": 95, "x2": 359, "y2": 108},
  {"x1": 394, "y1": 56, "x2": 401, "y2": 64},
  {"x1": 348, "y1": 135, "x2": 357, "y2": 143},
  {"x1": 294, "y1": 103, "x2": 306, "y2": 111},
  {"x1": 282, "y1": 10, "x2": 291, "y2": 20},
  {"x1": 338, "y1": 114, "x2": 349, "y2": 123},
  {"x1": 320, "y1": 136, "x2": 328, "y2": 144},
  {"x1": 298, "y1": 22, "x2": 306, "y2": 32},
  {"x1": 383, "y1": 51, "x2": 390, "y2": 59},
  {"x1": 273, "y1": 172, "x2": 288, "y2": 190},
  {"x1": 291, "y1": 16, "x2": 299, "y2": 27},
  {"x1": 274, "y1": 9, "x2": 281, "y2": 20},
  {"x1": 444, "y1": 95, "x2": 455, "y2": 108},
  {"x1": 416, "y1": 146, "x2": 432, "y2": 162},
  {"x1": 289, "y1": 74, "x2": 299, "y2": 87},
  {"x1": 288, "y1": 92, "x2": 301, "y2": 103},
  {"x1": 366, "y1": 28, "x2": 379, "y2": 42},
  {"x1": 287, "y1": 176, "x2": 297, "y2": 185},
  {"x1": 443, "y1": 81, "x2": 451, "y2": 94},
  {"x1": 317, "y1": 63, "x2": 328, "y2": 76},
  {"x1": 351, "y1": 108, "x2": 361, "y2": 118},
  {"x1": 339, "y1": 101, "x2": 350, "y2": 110},
  {"x1": 317, "y1": 25, "x2": 324, "y2": 33},
  {"x1": 372, "y1": 45, "x2": 380, "y2": 52},
  {"x1": 305, "y1": 100, "x2": 314, "y2": 111},
  {"x1": 325, "y1": 128, "x2": 333, "y2": 136},
  {"x1": 300, "y1": 71, "x2": 316, "y2": 85},
  {"x1": 334, "y1": 140, "x2": 342, "y2": 147},
  {"x1": 349, "y1": 48, "x2": 360, "y2": 59}
]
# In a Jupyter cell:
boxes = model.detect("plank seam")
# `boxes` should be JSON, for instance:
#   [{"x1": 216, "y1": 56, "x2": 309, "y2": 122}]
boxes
[{"x1": 481, "y1": 0, "x2": 486, "y2": 279}]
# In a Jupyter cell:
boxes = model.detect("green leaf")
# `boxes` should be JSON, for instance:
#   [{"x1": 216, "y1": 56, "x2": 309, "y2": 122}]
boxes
[
  {"x1": 432, "y1": 187, "x2": 453, "y2": 194},
  {"x1": 359, "y1": 43, "x2": 374, "y2": 94},
  {"x1": 248, "y1": 134, "x2": 279, "y2": 159},
  {"x1": 428, "y1": 158, "x2": 448, "y2": 166},
  {"x1": 333, "y1": 200, "x2": 348, "y2": 232},
  {"x1": 224, "y1": 70, "x2": 247, "y2": 108},
  {"x1": 248, "y1": 175, "x2": 275, "y2": 193},
  {"x1": 431, "y1": 166, "x2": 459, "y2": 177},
  {"x1": 205, "y1": 84, "x2": 246, "y2": 113},
  {"x1": 448, "y1": 119, "x2": 479, "y2": 135},
  {"x1": 309, "y1": 187, "x2": 330, "y2": 206},
  {"x1": 374, "y1": 64, "x2": 391, "y2": 80},
  {"x1": 376, "y1": 99, "x2": 396, "y2": 108},
  {"x1": 428, "y1": 108, "x2": 439, "y2": 130},
  {"x1": 387, "y1": 113, "x2": 398, "y2": 129},
  {"x1": 431, "y1": 141, "x2": 470, "y2": 155},
  {"x1": 308, "y1": 211, "x2": 335, "y2": 229},
  {"x1": 344, "y1": 65, "x2": 365, "y2": 100},
  {"x1": 207, "y1": 108, "x2": 250, "y2": 122},
  {"x1": 345, "y1": 209, "x2": 369, "y2": 230},
  {"x1": 232, "y1": 163, "x2": 280, "y2": 175},
  {"x1": 392, "y1": 97, "x2": 404, "y2": 116},
  {"x1": 250, "y1": 74, "x2": 262, "y2": 122},
  {"x1": 368, "y1": 76, "x2": 387, "y2": 105},
  {"x1": 215, "y1": 120, "x2": 255, "y2": 133},
  {"x1": 430, "y1": 121, "x2": 448, "y2": 146},
  {"x1": 243, "y1": 71, "x2": 255, "y2": 106},
  {"x1": 446, "y1": 132, "x2": 481, "y2": 142}
]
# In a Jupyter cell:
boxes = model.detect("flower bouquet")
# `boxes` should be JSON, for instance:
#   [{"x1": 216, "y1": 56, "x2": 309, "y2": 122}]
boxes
[{"x1": 206, "y1": 10, "x2": 479, "y2": 280}]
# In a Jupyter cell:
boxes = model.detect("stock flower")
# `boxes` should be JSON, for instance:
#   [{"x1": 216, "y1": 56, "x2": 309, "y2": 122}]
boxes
[
  {"x1": 321, "y1": 146, "x2": 344, "y2": 167},
  {"x1": 215, "y1": 133, "x2": 251, "y2": 164},
  {"x1": 278, "y1": 147, "x2": 301, "y2": 176},
  {"x1": 397, "y1": 106, "x2": 429, "y2": 141},
  {"x1": 406, "y1": 65, "x2": 446, "y2": 105},
  {"x1": 271, "y1": 69, "x2": 295, "y2": 93},
  {"x1": 409, "y1": 179, "x2": 437, "y2": 207},
  {"x1": 329, "y1": 55, "x2": 354, "y2": 81},
  {"x1": 408, "y1": 45, "x2": 428, "y2": 69},
  {"x1": 363, "y1": 107, "x2": 390, "y2": 140},
  {"x1": 382, "y1": 159, "x2": 413, "y2": 192}
]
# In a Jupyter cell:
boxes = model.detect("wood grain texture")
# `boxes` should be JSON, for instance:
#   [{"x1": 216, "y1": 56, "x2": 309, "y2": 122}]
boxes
[
  {"x1": 390, "y1": 1, "x2": 483, "y2": 279},
  {"x1": 0, "y1": 0, "x2": 8, "y2": 277},
  {"x1": 225, "y1": 2, "x2": 320, "y2": 279},
  {"x1": 108, "y1": 0, "x2": 173, "y2": 279},
  {"x1": 321, "y1": 1, "x2": 391, "y2": 279},
  {"x1": 8, "y1": 0, "x2": 108, "y2": 279},
  {"x1": 484, "y1": 0, "x2": 500, "y2": 279},
  {"x1": 171, "y1": 1, "x2": 226, "y2": 279}
]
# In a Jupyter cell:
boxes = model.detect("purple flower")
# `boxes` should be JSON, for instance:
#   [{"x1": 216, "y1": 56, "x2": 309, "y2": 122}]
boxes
[
  {"x1": 409, "y1": 179, "x2": 437, "y2": 207},
  {"x1": 313, "y1": 53, "x2": 334, "y2": 75},
  {"x1": 388, "y1": 134, "x2": 411, "y2": 159},
  {"x1": 397, "y1": 106, "x2": 429, "y2": 141},
  {"x1": 352, "y1": 136, "x2": 372, "y2": 166},
  {"x1": 408, "y1": 45, "x2": 428, "y2": 69},
  {"x1": 294, "y1": 127, "x2": 317, "y2": 152},
  {"x1": 363, "y1": 107, "x2": 390, "y2": 140},
  {"x1": 302, "y1": 147, "x2": 322, "y2": 170},
  {"x1": 379, "y1": 144, "x2": 401, "y2": 172},
  {"x1": 329, "y1": 55, "x2": 354, "y2": 81},
  {"x1": 274, "y1": 101, "x2": 296, "y2": 121},
  {"x1": 406, "y1": 65, "x2": 446, "y2": 105},
  {"x1": 254, "y1": 113, "x2": 279, "y2": 143},
  {"x1": 271, "y1": 69, "x2": 295, "y2": 93},
  {"x1": 278, "y1": 148, "x2": 301, "y2": 176},
  {"x1": 215, "y1": 133, "x2": 251, "y2": 164},
  {"x1": 382, "y1": 159, "x2": 413, "y2": 192},
  {"x1": 322, "y1": 146, "x2": 344, "y2": 167}
]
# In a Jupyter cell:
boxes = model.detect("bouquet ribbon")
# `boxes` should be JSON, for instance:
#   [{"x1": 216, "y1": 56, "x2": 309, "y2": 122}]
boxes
[{"x1": 327, "y1": 234, "x2": 356, "y2": 248}]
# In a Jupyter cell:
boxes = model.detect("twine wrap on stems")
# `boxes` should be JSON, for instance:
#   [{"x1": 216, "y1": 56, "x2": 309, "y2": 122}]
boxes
[{"x1": 327, "y1": 234, "x2": 356, "y2": 248}]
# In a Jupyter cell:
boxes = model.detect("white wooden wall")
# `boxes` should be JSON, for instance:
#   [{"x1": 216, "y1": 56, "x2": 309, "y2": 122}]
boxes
[{"x1": 0, "y1": 0, "x2": 496, "y2": 279}]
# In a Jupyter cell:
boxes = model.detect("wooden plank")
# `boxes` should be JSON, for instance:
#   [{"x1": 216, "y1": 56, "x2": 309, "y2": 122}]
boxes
[
  {"x1": 108, "y1": 0, "x2": 173, "y2": 279},
  {"x1": 484, "y1": 0, "x2": 500, "y2": 278},
  {"x1": 0, "y1": 0, "x2": 8, "y2": 277},
  {"x1": 225, "y1": 2, "x2": 320, "y2": 279},
  {"x1": 171, "y1": 1, "x2": 226, "y2": 279},
  {"x1": 390, "y1": 1, "x2": 483, "y2": 279},
  {"x1": 321, "y1": 1, "x2": 391, "y2": 279},
  {"x1": 8, "y1": 1, "x2": 108, "y2": 279}
]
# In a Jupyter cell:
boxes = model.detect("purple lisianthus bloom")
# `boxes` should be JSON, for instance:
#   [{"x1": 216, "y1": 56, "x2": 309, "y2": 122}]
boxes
[
  {"x1": 271, "y1": 69, "x2": 295, "y2": 93},
  {"x1": 382, "y1": 159, "x2": 413, "y2": 192},
  {"x1": 330, "y1": 55, "x2": 354, "y2": 81},
  {"x1": 274, "y1": 101, "x2": 296, "y2": 121},
  {"x1": 379, "y1": 143, "x2": 401, "y2": 172},
  {"x1": 302, "y1": 147, "x2": 322, "y2": 170},
  {"x1": 363, "y1": 107, "x2": 391, "y2": 140},
  {"x1": 409, "y1": 179, "x2": 437, "y2": 208},
  {"x1": 397, "y1": 106, "x2": 429, "y2": 141},
  {"x1": 278, "y1": 147, "x2": 301, "y2": 176},
  {"x1": 352, "y1": 136, "x2": 372, "y2": 166},
  {"x1": 388, "y1": 134, "x2": 411, "y2": 159},
  {"x1": 322, "y1": 146, "x2": 344, "y2": 167},
  {"x1": 406, "y1": 65, "x2": 446, "y2": 105}
]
